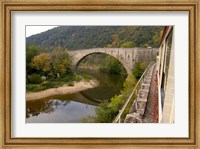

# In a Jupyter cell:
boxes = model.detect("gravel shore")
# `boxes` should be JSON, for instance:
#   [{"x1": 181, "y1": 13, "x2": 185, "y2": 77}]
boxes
[{"x1": 26, "y1": 79, "x2": 99, "y2": 101}]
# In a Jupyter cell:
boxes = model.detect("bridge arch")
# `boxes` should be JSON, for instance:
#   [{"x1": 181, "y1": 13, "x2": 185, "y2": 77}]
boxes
[
  {"x1": 73, "y1": 52, "x2": 129, "y2": 74},
  {"x1": 68, "y1": 48, "x2": 158, "y2": 74}
]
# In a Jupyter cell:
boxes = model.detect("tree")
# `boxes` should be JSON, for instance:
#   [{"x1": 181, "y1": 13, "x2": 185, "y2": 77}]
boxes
[
  {"x1": 121, "y1": 73, "x2": 137, "y2": 94},
  {"x1": 132, "y1": 62, "x2": 148, "y2": 80},
  {"x1": 31, "y1": 53, "x2": 51, "y2": 74},
  {"x1": 26, "y1": 45, "x2": 40, "y2": 75},
  {"x1": 111, "y1": 34, "x2": 120, "y2": 47},
  {"x1": 120, "y1": 41, "x2": 134, "y2": 48},
  {"x1": 54, "y1": 58, "x2": 71, "y2": 76},
  {"x1": 99, "y1": 55, "x2": 125, "y2": 74},
  {"x1": 26, "y1": 45, "x2": 40, "y2": 64},
  {"x1": 95, "y1": 100, "x2": 116, "y2": 123},
  {"x1": 51, "y1": 47, "x2": 72, "y2": 77}
]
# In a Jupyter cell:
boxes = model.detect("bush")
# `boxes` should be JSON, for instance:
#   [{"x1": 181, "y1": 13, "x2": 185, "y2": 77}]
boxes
[
  {"x1": 28, "y1": 74, "x2": 43, "y2": 84},
  {"x1": 26, "y1": 84, "x2": 37, "y2": 92},
  {"x1": 41, "y1": 82, "x2": 55, "y2": 88},
  {"x1": 132, "y1": 62, "x2": 148, "y2": 80},
  {"x1": 95, "y1": 100, "x2": 116, "y2": 123},
  {"x1": 59, "y1": 74, "x2": 74, "y2": 82},
  {"x1": 74, "y1": 75, "x2": 83, "y2": 81},
  {"x1": 93, "y1": 72, "x2": 137, "y2": 123},
  {"x1": 82, "y1": 74, "x2": 91, "y2": 81}
]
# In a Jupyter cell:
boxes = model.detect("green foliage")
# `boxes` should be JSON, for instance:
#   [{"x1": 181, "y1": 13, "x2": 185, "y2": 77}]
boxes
[
  {"x1": 51, "y1": 47, "x2": 72, "y2": 77},
  {"x1": 95, "y1": 100, "x2": 116, "y2": 123},
  {"x1": 81, "y1": 116, "x2": 96, "y2": 123},
  {"x1": 81, "y1": 74, "x2": 92, "y2": 81},
  {"x1": 26, "y1": 45, "x2": 40, "y2": 64},
  {"x1": 90, "y1": 93, "x2": 129, "y2": 123},
  {"x1": 27, "y1": 46, "x2": 73, "y2": 83},
  {"x1": 26, "y1": 84, "x2": 37, "y2": 92},
  {"x1": 109, "y1": 95, "x2": 126, "y2": 112},
  {"x1": 26, "y1": 45, "x2": 40, "y2": 82},
  {"x1": 26, "y1": 26, "x2": 164, "y2": 51},
  {"x1": 41, "y1": 82, "x2": 57, "y2": 88},
  {"x1": 120, "y1": 41, "x2": 134, "y2": 48},
  {"x1": 31, "y1": 53, "x2": 51, "y2": 72},
  {"x1": 58, "y1": 74, "x2": 74, "y2": 82},
  {"x1": 90, "y1": 73, "x2": 137, "y2": 123},
  {"x1": 74, "y1": 75, "x2": 83, "y2": 81},
  {"x1": 132, "y1": 62, "x2": 148, "y2": 80},
  {"x1": 54, "y1": 59, "x2": 71, "y2": 75},
  {"x1": 28, "y1": 74, "x2": 43, "y2": 84},
  {"x1": 86, "y1": 62, "x2": 147, "y2": 123},
  {"x1": 121, "y1": 74, "x2": 137, "y2": 94},
  {"x1": 99, "y1": 55, "x2": 125, "y2": 74}
]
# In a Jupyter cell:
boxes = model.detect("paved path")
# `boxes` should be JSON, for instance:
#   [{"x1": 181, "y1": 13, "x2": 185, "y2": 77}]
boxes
[{"x1": 142, "y1": 65, "x2": 158, "y2": 123}]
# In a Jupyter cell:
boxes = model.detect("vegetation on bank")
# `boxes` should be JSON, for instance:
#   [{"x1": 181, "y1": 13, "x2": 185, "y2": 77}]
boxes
[
  {"x1": 26, "y1": 45, "x2": 92, "y2": 93},
  {"x1": 81, "y1": 62, "x2": 148, "y2": 123},
  {"x1": 26, "y1": 73, "x2": 92, "y2": 92}
]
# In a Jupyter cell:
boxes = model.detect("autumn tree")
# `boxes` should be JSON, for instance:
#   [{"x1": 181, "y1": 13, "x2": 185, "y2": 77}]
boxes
[
  {"x1": 54, "y1": 58, "x2": 72, "y2": 76},
  {"x1": 31, "y1": 53, "x2": 51, "y2": 77}
]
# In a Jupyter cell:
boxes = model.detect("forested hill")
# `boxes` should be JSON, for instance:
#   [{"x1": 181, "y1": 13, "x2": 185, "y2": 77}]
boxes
[{"x1": 26, "y1": 26, "x2": 164, "y2": 51}]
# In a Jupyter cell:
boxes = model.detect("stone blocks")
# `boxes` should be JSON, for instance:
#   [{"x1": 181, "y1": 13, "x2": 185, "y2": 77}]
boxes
[{"x1": 124, "y1": 66, "x2": 154, "y2": 123}]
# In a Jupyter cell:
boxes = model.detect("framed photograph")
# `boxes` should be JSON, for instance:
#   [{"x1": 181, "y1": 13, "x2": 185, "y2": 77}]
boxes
[{"x1": 0, "y1": 0, "x2": 199, "y2": 148}]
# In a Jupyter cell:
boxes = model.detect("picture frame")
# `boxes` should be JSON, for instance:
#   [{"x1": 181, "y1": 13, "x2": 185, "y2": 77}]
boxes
[{"x1": 0, "y1": 0, "x2": 199, "y2": 148}]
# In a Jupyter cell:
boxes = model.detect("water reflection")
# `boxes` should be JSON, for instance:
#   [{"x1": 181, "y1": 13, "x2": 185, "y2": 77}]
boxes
[{"x1": 26, "y1": 69, "x2": 126, "y2": 123}]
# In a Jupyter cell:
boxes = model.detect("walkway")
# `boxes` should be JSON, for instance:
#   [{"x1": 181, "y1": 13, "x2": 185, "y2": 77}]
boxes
[{"x1": 142, "y1": 65, "x2": 158, "y2": 123}]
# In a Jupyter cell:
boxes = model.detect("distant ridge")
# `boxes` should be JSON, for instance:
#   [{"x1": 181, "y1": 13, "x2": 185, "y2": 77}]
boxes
[{"x1": 26, "y1": 26, "x2": 163, "y2": 51}]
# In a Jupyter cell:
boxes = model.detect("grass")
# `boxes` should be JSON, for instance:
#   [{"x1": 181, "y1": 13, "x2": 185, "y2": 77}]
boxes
[
  {"x1": 26, "y1": 73, "x2": 92, "y2": 93},
  {"x1": 26, "y1": 81, "x2": 66, "y2": 92}
]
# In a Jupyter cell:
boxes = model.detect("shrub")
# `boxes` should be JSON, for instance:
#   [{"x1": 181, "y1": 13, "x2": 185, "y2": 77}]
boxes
[
  {"x1": 28, "y1": 74, "x2": 43, "y2": 84},
  {"x1": 59, "y1": 74, "x2": 74, "y2": 82},
  {"x1": 132, "y1": 62, "x2": 148, "y2": 80},
  {"x1": 74, "y1": 75, "x2": 83, "y2": 81},
  {"x1": 41, "y1": 82, "x2": 55, "y2": 88},
  {"x1": 95, "y1": 100, "x2": 116, "y2": 123},
  {"x1": 26, "y1": 84, "x2": 37, "y2": 92},
  {"x1": 82, "y1": 74, "x2": 91, "y2": 81}
]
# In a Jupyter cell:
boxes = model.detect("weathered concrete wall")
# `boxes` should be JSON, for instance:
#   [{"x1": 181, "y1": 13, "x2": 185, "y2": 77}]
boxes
[{"x1": 68, "y1": 48, "x2": 158, "y2": 74}]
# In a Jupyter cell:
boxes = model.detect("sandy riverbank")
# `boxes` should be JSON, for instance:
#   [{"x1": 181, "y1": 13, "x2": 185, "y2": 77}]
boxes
[{"x1": 26, "y1": 79, "x2": 99, "y2": 101}]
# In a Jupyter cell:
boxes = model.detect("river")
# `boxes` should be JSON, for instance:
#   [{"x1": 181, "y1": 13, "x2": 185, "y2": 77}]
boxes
[{"x1": 26, "y1": 69, "x2": 126, "y2": 123}]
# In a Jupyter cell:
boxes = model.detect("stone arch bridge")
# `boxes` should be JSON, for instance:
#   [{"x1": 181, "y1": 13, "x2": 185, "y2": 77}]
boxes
[{"x1": 68, "y1": 48, "x2": 158, "y2": 74}]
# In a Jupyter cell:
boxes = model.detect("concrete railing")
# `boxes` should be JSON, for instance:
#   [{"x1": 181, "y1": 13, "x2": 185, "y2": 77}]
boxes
[{"x1": 113, "y1": 62, "x2": 155, "y2": 123}]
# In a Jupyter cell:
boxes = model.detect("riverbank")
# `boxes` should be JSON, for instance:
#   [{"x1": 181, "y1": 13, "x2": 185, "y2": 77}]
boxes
[{"x1": 26, "y1": 79, "x2": 99, "y2": 101}]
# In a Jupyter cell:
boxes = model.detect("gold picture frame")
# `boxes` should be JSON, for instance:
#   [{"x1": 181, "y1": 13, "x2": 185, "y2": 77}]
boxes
[{"x1": 0, "y1": 0, "x2": 199, "y2": 148}]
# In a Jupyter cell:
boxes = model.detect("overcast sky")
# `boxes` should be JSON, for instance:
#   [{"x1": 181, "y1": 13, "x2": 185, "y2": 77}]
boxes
[{"x1": 26, "y1": 26, "x2": 58, "y2": 37}]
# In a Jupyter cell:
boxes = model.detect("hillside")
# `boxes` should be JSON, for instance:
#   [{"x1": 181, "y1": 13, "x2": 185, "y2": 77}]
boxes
[{"x1": 26, "y1": 26, "x2": 164, "y2": 51}]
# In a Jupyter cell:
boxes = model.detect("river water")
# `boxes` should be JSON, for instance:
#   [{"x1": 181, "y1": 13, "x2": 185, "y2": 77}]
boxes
[{"x1": 26, "y1": 69, "x2": 126, "y2": 123}]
